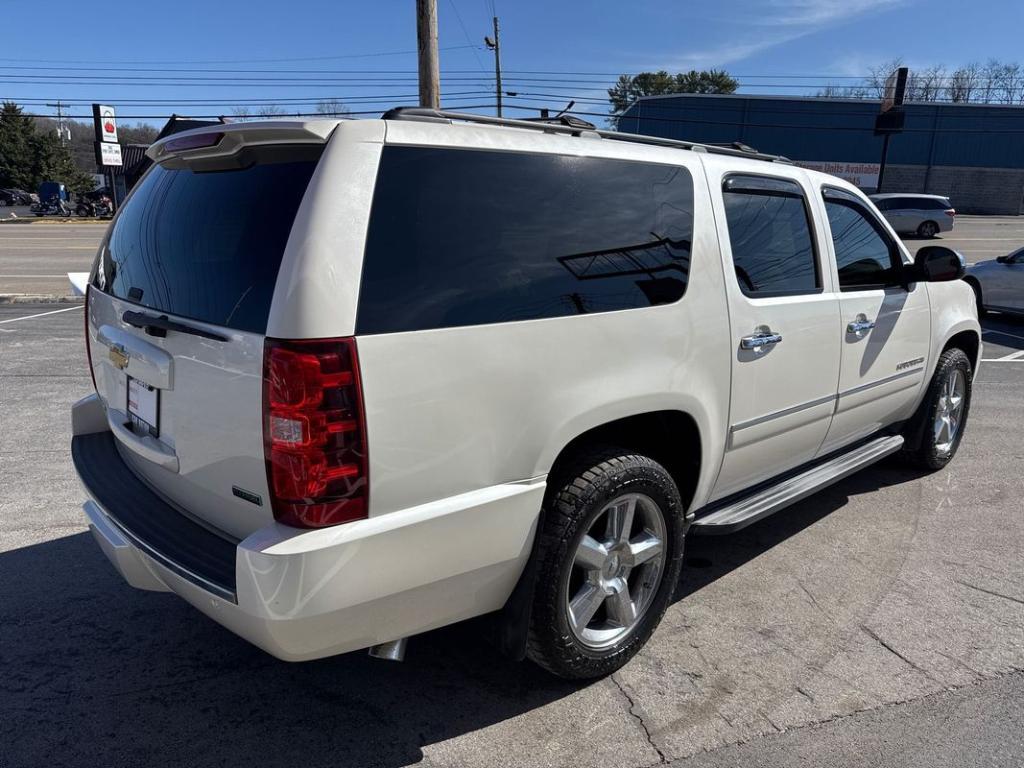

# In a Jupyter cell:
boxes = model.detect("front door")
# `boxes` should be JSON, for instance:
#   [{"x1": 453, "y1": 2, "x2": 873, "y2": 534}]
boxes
[
  {"x1": 816, "y1": 186, "x2": 932, "y2": 453},
  {"x1": 708, "y1": 168, "x2": 841, "y2": 499}
]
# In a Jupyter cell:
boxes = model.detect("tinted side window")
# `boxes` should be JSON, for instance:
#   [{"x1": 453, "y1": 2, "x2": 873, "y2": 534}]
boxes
[
  {"x1": 356, "y1": 148, "x2": 694, "y2": 334},
  {"x1": 824, "y1": 190, "x2": 901, "y2": 290},
  {"x1": 722, "y1": 175, "x2": 819, "y2": 296},
  {"x1": 873, "y1": 198, "x2": 891, "y2": 211}
]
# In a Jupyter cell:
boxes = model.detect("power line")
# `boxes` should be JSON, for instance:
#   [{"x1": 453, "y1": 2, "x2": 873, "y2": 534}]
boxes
[
  {"x1": 0, "y1": 46, "x2": 484, "y2": 67},
  {"x1": 446, "y1": 0, "x2": 487, "y2": 71},
  {"x1": 19, "y1": 103, "x2": 500, "y2": 121}
]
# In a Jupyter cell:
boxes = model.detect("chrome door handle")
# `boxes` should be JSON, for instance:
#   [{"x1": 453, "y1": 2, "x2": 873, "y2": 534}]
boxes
[
  {"x1": 740, "y1": 331, "x2": 783, "y2": 350},
  {"x1": 847, "y1": 317, "x2": 876, "y2": 336}
]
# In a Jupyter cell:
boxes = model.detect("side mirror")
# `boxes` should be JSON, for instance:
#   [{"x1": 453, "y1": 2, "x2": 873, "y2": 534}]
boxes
[
  {"x1": 912, "y1": 246, "x2": 965, "y2": 282},
  {"x1": 996, "y1": 254, "x2": 1010, "y2": 264}
]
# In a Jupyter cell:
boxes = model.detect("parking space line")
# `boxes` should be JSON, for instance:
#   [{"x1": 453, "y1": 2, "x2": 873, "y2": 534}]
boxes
[
  {"x1": 0, "y1": 305, "x2": 81, "y2": 324},
  {"x1": 994, "y1": 349, "x2": 1024, "y2": 361},
  {"x1": 982, "y1": 329, "x2": 1024, "y2": 343}
]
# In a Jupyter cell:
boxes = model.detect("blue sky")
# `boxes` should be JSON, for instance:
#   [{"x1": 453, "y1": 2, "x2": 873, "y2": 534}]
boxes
[{"x1": 2, "y1": 0, "x2": 1021, "y2": 125}]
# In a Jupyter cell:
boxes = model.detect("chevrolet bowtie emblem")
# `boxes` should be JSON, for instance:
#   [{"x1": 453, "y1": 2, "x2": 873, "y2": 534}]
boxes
[{"x1": 109, "y1": 344, "x2": 130, "y2": 370}]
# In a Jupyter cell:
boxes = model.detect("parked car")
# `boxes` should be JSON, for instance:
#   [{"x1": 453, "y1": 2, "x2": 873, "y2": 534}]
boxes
[
  {"x1": 869, "y1": 193, "x2": 955, "y2": 238},
  {"x1": 0, "y1": 188, "x2": 33, "y2": 206},
  {"x1": 72, "y1": 111, "x2": 980, "y2": 680},
  {"x1": 964, "y1": 246, "x2": 1024, "y2": 316}
]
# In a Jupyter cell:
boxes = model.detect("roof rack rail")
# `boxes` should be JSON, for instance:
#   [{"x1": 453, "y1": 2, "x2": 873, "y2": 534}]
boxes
[{"x1": 380, "y1": 107, "x2": 792, "y2": 165}]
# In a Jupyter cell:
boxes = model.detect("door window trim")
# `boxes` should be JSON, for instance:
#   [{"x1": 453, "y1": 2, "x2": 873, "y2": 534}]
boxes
[
  {"x1": 721, "y1": 172, "x2": 824, "y2": 298},
  {"x1": 822, "y1": 185, "x2": 907, "y2": 293}
]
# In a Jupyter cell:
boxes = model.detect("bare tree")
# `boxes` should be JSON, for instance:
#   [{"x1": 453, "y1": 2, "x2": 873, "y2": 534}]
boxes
[
  {"x1": 230, "y1": 106, "x2": 252, "y2": 122},
  {"x1": 947, "y1": 63, "x2": 982, "y2": 102},
  {"x1": 865, "y1": 58, "x2": 905, "y2": 98},
  {"x1": 979, "y1": 59, "x2": 1003, "y2": 103},
  {"x1": 908, "y1": 65, "x2": 946, "y2": 102},
  {"x1": 256, "y1": 104, "x2": 287, "y2": 118},
  {"x1": 995, "y1": 62, "x2": 1023, "y2": 104},
  {"x1": 315, "y1": 98, "x2": 350, "y2": 118}
]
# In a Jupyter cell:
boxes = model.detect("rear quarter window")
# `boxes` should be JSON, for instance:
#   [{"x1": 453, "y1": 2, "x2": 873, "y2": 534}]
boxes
[
  {"x1": 355, "y1": 147, "x2": 694, "y2": 334},
  {"x1": 95, "y1": 146, "x2": 321, "y2": 334}
]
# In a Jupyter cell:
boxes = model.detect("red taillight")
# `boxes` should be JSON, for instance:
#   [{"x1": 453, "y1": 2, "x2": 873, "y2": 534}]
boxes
[
  {"x1": 84, "y1": 285, "x2": 97, "y2": 393},
  {"x1": 262, "y1": 338, "x2": 368, "y2": 528},
  {"x1": 945, "y1": 208, "x2": 956, "y2": 217}
]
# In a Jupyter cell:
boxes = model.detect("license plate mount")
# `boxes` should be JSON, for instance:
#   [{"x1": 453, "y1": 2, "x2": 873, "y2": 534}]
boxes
[{"x1": 127, "y1": 376, "x2": 159, "y2": 437}]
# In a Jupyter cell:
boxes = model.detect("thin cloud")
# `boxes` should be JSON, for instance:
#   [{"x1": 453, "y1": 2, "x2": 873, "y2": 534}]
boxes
[
  {"x1": 763, "y1": 0, "x2": 903, "y2": 27},
  {"x1": 636, "y1": 0, "x2": 909, "y2": 70}
]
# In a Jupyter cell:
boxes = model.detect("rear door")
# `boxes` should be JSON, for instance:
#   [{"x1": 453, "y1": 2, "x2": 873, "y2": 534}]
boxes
[
  {"x1": 87, "y1": 140, "x2": 324, "y2": 539},
  {"x1": 708, "y1": 166, "x2": 841, "y2": 498},
  {"x1": 816, "y1": 186, "x2": 931, "y2": 453},
  {"x1": 988, "y1": 247, "x2": 1024, "y2": 311}
]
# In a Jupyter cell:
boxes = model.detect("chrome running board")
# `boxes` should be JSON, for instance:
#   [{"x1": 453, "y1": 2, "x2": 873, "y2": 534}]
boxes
[{"x1": 691, "y1": 434, "x2": 905, "y2": 535}]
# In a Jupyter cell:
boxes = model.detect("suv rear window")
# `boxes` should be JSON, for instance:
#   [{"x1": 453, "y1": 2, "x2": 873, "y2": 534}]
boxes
[
  {"x1": 94, "y1": 146, "x2": 321, "y2": 334},
  {"x1": 356, "y1": 147, "x2": 694, "y2": 334}
]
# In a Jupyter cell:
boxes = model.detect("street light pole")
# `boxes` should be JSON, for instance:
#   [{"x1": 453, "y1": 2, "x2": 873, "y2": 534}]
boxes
[
  {"x1": 485, "y1": 17, "x2": 503, "y2": 117},
  {"x1": 416, "y1": 0, "x2": 440, "y2": 108}
]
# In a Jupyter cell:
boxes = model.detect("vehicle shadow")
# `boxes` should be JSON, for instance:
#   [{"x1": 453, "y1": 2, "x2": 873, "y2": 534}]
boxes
[
  {"x1": 982, "y1": 314, "x2": 1024, "y2": 352},
  {"x1": 1, "y1": 463, "x2": 931, "y2": 768},
  {"x1": 678, "y1": 462, "x2": 931, "y2": 600}
]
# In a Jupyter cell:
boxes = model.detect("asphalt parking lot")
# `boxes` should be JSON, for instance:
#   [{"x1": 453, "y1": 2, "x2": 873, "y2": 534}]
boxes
[
  {"x1": 0, "y1": 220, "x2": 105, "y2": 297},
  {"x1": 1, "y1": 222, "x2": 1023, "y2": 767}
]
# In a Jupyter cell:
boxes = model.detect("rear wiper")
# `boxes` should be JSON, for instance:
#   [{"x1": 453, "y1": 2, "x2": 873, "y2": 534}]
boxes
[{"x1": 122, "y1": 310, "x2": 229, "y2": 342}]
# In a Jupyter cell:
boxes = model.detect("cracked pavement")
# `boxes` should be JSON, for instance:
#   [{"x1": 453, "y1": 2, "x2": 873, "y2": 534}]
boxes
[{"x1": 2, "y1": 302, "x2": 1023, "y2": 768}]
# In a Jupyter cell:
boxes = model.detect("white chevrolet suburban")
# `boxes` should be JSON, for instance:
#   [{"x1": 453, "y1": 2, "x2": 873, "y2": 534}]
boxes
[{"x1": 71, "y1": 109, "x2": 980, "y2": 679}]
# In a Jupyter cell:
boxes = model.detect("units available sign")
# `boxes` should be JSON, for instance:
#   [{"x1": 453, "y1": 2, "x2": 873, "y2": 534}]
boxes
[
  {"x1": 98, "y1": 142, "x2": 123, "y2": 167},
  {"x1": 794, "y1": 160, "x2": 880, "y2": 190}
]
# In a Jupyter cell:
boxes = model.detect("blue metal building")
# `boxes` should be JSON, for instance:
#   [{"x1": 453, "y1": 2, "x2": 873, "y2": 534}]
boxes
[{"x1": 619, "y1": 94, "x2": 1024, "y2": 214}]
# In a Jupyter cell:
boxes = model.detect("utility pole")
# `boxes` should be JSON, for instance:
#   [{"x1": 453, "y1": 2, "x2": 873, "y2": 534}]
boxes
[
  {"x1": 485, "y1": 17, "x2": 503, "y2": 117},
  {"x1": 416, "y1": 0, "x2": 440, "y2": 108},
  {"x1": 46, "y1": 100, "x2": 70, "y2": 146}
]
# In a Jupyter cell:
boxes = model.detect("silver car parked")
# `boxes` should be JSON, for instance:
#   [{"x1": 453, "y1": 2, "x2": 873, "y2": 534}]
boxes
[
  {"x1": 964, "y1": 246, "x2": 1024, "y2": 316},
  {"x1": 870, "y1": 194, "x2": 955, "y2": 238}
]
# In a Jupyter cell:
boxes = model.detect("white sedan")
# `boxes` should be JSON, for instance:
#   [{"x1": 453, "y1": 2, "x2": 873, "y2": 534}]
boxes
[{"x1": 964, "y1": 246, "x2": 1024, "y2": 316}]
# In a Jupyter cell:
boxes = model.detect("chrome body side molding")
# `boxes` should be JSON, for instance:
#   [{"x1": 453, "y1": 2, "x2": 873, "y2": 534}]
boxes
[
  {"x1": 838, "y1": 368, "x2": 923, "y2": 399},
  {"x1": 730, "y1": 393, "x2": 837, "y2": 433},
  {"x1": 691, "y1": 434, "x2": 905, "y2": 535}
]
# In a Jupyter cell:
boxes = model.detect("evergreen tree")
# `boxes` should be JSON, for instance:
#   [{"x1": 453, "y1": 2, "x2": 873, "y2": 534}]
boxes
[
  {"x1": 0, "y1": 101, "x2": 36, "y2": 189},
  {"x1": 607, "y1": 70, "x2": 738, "y2": 116},
  {"x1": 0, "y1": 102, "x2": 95, "y2": 194}
]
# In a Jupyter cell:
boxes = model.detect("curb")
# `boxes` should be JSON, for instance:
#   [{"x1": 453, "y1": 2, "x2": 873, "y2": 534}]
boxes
[
  {"x1": 1, "y1": 218, "x2": 110, "y2": 225},
  {"x1": 0, "y1": 294, "x2": 85, "y2": 304}
]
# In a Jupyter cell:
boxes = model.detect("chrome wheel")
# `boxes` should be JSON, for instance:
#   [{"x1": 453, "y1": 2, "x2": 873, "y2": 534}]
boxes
[
  {"x1": 564, "y1": 493, "x2": 667, "y2": 650},
  {"x1": 934, "y1": 368, "x2": 966, "y2": 456}
]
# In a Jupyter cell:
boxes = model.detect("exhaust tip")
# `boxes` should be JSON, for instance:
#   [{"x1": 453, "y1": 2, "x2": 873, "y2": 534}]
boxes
[{"x1": 368, "y1": 637, "x2": 408, "y2": 662}]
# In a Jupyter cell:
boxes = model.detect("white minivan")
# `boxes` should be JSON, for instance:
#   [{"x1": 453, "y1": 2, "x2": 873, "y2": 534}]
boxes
[{"x1": 72, "y1": 110, "x2": 979, "y2": 679}]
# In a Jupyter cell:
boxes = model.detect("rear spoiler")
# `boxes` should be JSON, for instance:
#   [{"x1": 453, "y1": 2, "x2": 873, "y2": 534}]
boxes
[{"x1": 147, "y1": 120, "x2": 339, "y2": 164}]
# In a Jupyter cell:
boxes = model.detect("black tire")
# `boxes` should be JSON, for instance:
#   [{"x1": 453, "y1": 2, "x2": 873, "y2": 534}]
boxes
[
  {"x1": 917, "y1": 220, "x2": 939, "y2": 238},
  {"x1": 526, "y1": 446, "x2": 687, "y2": 679},
  {"x1": 901, "y1": 348, "x2": 973, "y2": 470}
]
